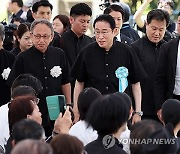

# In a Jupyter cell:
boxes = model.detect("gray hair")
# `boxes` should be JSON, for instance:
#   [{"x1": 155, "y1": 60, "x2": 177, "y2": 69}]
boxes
[
  {"x1": 0, "y1": 24, "x2": 5, "y2": 41},
  {"x1": 30, "y1": 19, "x2": 54, "y2": 35}
]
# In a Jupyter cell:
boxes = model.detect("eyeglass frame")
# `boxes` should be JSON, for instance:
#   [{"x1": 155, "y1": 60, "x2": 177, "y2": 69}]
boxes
[
  {"x1": 31, "y1": 98, "x2": 40, "y2": 105},
  {"x1": 94, "y1": 30, "x2": 113, "y2": 36},
  {"x1": 32, "y1": 33, "x2": 52, "y2": 40}
]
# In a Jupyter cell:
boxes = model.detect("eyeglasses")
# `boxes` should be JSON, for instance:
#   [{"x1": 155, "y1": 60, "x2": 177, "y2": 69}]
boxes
[
  {"x1": 94, "y1": 30, "x2": 112, "y2": 36},
  {"x1": 32, "y1": 98, "x2": 40, "y2": 105},
  {"x1": 33, "y1": 34, "x2": 52, "y2": 40}
]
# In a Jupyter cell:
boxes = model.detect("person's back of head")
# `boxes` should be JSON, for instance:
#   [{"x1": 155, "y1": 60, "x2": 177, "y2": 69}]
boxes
[
  {"x1": 11, "y1": 74, "x2": 43, "y2": 96},
  {"x1": 162, "y1": 99, "x2": 180, "y2": 137},
  {"x1": 70, "y1": 3, "x2": 92, "y2": 17},
  {"x1": 8, "y1": 95, "x2": 37, "y2": 133},
  {"x1": 141, "y1": 128, "x2": 179, "y2": 154},
  {"x1": 146, "y1": 9, "x2": 170, "y2": 27},
  {"x1": 11, "y1": 119, "x2": 45, "y2": 145},
  {"x1": 50, "y1": 134, "x2": 84, "y2": 154},
  {"x1": 86, "y1": 93, "x2": 129, "y2": 136},
  {"x1": 78, "y1": 87, "x2": 101, "y2": 120},
  {"x1": 11, "y1": 85, "x2": 36, "y2": 99},
  {"x1": 130, "y1": 119, "x2": 162, "y2": 154},
  {"x1": 114, "y1": 92, "x2": 133, "y2": 119},
  {"x1": 11, "y1": 139, "x2": 52, "y2": 154},
  {"x1": 130, "y1": 119, "x2": 179, "y2": 154}
]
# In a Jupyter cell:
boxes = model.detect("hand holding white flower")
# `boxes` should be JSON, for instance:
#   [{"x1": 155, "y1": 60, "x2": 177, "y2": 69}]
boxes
[
  {"x1": 50, "y1": 66, "x2": 62, "y2": 78},
  {"x1": 1, "y1": 67, "x2": 11, "y2": 80}
]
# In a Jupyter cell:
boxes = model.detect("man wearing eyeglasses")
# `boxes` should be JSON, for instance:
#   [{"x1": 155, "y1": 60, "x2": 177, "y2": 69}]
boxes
[
  {"x1": 71, "y1": 14, "x2": 147, "y2": 124},
  {"x1": 31, "y1": 0, "x2": 61, "y2": 48},
  {"x1": 8, "y1": 19, "x2": 71, "y2": 136}
]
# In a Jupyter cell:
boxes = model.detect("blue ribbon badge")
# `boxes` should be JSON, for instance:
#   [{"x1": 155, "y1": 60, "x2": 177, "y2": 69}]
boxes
[{"x1": 115, "y1": 67, "x2": 128, "y2": 93}]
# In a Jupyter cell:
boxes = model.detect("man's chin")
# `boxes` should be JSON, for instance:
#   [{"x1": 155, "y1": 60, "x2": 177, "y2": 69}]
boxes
[{"x1": 36, "y1": 46, "x2": 47, "y2": 52}]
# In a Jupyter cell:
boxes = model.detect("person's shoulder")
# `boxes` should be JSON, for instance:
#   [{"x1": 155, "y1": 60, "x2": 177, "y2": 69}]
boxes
[
  {"x1": 61, "y1": 30, "x2": 73, "y2": 39},
  {"x1": 1, "y1": 49, "x2": 15, "y2": 58},
  {"x1": 70, "y1": 121, "x2": 85, "y2": 130},
  {"x1": 131, "y1": 37, "x2": 145, "y2": 49},
  {"x1": 48, "y1": 46, "x2": 65, "y2": 54},
  {"x1": 161, "y1": 37, "x2": 179, "y2": 49},
  {"x1": 120, "y1": 34, "x2": 133, "y2": 44},
  {"x1": 0, "y1": 103, "x2": 9, "y2": 111},
  {"x1": 84, "y1": 34, "x2": 93, "y2": 40},
  {"x1": 80, "y1": 41, "x2": 97, "y2": 51},
  {"x1": 115, "y1": 41, "x2": 133, "y2": 50},
  {"x1": 16, "y1": 47, "x2": 33, "y2": 57},
  {"x1": 69, "y1": 121, "x2": 85, "y2": 134},
  {"x1": 85, "y1": 139, "x2": 99, "y2": 150}
]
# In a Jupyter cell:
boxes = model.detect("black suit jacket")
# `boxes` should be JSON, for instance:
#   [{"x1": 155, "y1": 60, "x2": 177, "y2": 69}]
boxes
[
  {"x1": 120, "y1": 33, "x2": 133, "y2": 45},
  {"x1": 155, "y1": 37, "x2": 180, "y2": 111}
]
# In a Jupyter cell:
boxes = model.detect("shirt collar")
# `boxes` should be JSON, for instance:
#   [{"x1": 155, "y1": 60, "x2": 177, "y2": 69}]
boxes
[
  {"x1": 69, "y1": 29, "x2": 84, "y2": 40},
  {"x1": 144, "y1": 35, "x2": 165, "y2": 47}
]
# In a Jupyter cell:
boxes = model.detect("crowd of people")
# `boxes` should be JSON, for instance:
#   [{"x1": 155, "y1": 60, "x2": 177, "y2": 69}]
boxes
[{"x1": 0, "y1": 0, "x2": 180, "y2": 153}]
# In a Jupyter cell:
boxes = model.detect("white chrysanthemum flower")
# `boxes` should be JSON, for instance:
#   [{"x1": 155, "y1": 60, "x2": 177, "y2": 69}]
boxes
[
  {"x1": 50, "y1": 66, "x2": 62, "y2": 78},
  {"x1": 1, "y1": 67, "x2": 11, "y2": 80}
]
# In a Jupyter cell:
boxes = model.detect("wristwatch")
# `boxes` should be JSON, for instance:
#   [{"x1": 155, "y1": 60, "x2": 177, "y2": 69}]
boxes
[{"x1": 134, "y1": 111, "x2": 143, "y2": 116}]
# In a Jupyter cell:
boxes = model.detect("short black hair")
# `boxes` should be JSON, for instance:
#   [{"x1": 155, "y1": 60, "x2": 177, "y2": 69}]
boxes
[
  {"x1": 11, "y1": 74, "x2": 43, "y2": 96},
  {"x1": 70, "y1": 3, "x2": 92, "y2": 17},
  {"x1": 11, "y1": 86, "x2": 36, "y2": 99},
  {"x1": 130, "y1": 120, "x2": 179, "y2": 154},
  {"x1": 32, "y1": 0, "x2": 53, "y2": 13},
  {"x1": 93, "y1": 14, "x2": 116, "y2": 30},
  {"x1": 12, "y1": 119, "x2": 45, "y2": 144},
  {"x1": 162, "y1": 99, "x2": 180, "y2": 128},
  {"x1": 130, "y1": 120, "x2": 163, "y2": 154},
  {"x1": 103, "y1": 4, "x2": 125, "y2": 20},
  {"x1": 178, "y1": 11, "x2": 180, "y2": 17},
  {"x1": 147, "y1": 9, "x2": 170, "y2": 27},
  {"x1": 114, "y1": 92, "x2": 132, "y2": 110},
  {"x1": 86, "y1": 93, "x2": 129, "y2": 136},
  {"x1": 11, "y1": 0, "x2": 23, "y2": 7},
  {"x1": 78, "y1": 87, "x2": 101, "y2": 120}
]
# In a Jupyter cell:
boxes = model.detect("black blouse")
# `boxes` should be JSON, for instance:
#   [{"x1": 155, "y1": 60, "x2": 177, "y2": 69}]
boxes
[
  {"x1": 0, "y1": 49, "x2": 15, "y2": 106},
  {"x1": 71, "y1": 41, "x2": 147, "y2": 95}
]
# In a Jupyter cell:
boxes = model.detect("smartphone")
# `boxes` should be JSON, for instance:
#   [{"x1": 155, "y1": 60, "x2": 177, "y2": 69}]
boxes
[{"x1": 46, "y1": 95, "x2": 66, "y2": 120}]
